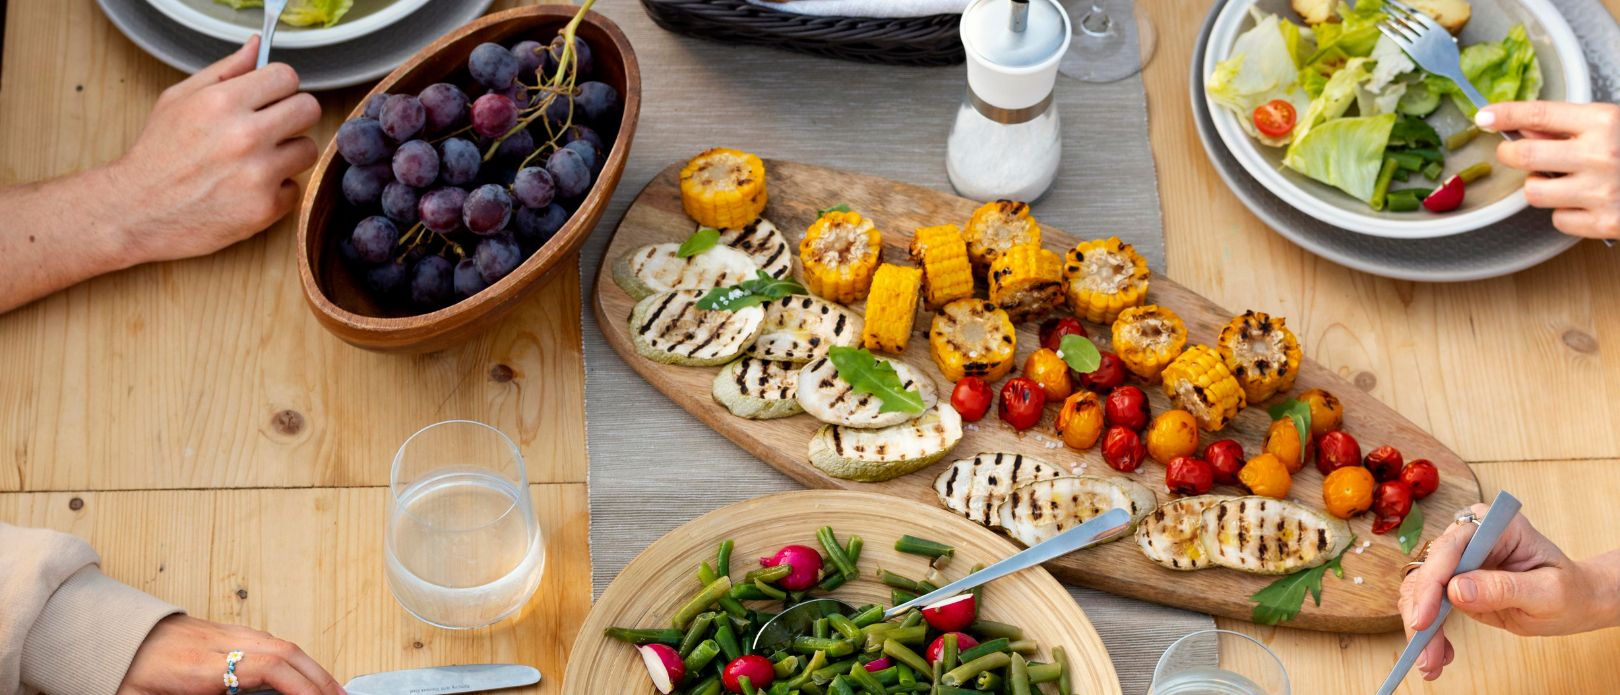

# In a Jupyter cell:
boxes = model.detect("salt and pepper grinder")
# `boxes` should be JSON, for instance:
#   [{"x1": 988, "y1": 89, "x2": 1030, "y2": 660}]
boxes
[{"x1": 947, "y1": 0, "x2": 1072, "y2": 202}]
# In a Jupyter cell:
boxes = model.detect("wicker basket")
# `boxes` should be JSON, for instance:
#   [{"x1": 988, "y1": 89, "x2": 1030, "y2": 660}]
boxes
[{"x1": 640, "y1": 0, "x2": 964, "y2": 66}]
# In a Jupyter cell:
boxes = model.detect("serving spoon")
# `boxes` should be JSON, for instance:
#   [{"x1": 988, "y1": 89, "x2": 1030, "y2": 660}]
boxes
[
  {"x1": 256, "y1": 0, "x2": 289, "y2": 69},
  {"x1": 751, "y1": 508, "x2": 1132, "y2": 652}
]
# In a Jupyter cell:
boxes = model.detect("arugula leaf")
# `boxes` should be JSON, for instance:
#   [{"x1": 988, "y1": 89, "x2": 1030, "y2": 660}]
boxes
[
  {"x1": 678, "y1": 227, "x2": 720, "y2": 258},
  {"x1": 1268, "y1": 399, "x2": 1313, "y2": 451},
  {"x1": 697, "y1": 271, "x2": 807, "y2": 311},
  {"x1": 816, "y1": 203, "x2": 851, "y2": 218},
  {"x1": 1398, "y1": 504, "x2": 1425, "y2": 555},
  {"x1": 826, "y1": 346, "x2": 925, "y2": 415},
  {"x1": 1250, "y1": 539, "x2": 1353, "y2": 625},
  {"x1": 1057, "y1": 334, "x2": 1102, "y2": 375}
]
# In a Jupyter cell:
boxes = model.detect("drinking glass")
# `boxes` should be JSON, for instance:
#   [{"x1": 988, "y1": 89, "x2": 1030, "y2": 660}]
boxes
[
  {"x1": 1151, "y1": 629, "x2": 1290, "y2": 695},
  {"x1": 385, "y1": 420, "x2": 545, "y2": 629},
  {"x1": 1057, "y1": 0, "x2": 1157, "y2": 83}
]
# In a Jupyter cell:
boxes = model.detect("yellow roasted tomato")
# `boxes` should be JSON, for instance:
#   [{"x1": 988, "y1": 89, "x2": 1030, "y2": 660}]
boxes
[
  {"x1": 1145, "y1": 409, "x2": 1200, "y2": 465},
  {"x1": 1322, "y1": 466, "x2": 1375, "y2": 519},
  {"x1": 1238, "y1": 453, "x2": 1292, "y2": 499}
]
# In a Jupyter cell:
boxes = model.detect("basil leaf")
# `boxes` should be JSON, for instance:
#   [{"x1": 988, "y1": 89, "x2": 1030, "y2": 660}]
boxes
[
  {"x1": 1249, "y1": 538, "x2": 1352, "y2": 625},
  {"x1": 816, "y1": 203, "x2": 851, "y2": 218},
  {"x1": 827, "y1": 346, "x2": 925, "y2": 414},
  {"x1": 1398, "y1": 504, "x2": 1425, "y2": 555},
  {"x1": 1057, "y1": 334, "x2": 1102, "y2": 374},
  {"x1": 696, "y1": 270, "x2": 807, "y2": 311},
  {"x1": 677, "y1": 227, "x2": 721, "y2": 258},
  {"x1": 1268, "y1": 399, "x2": 1313, "y2": 451}
]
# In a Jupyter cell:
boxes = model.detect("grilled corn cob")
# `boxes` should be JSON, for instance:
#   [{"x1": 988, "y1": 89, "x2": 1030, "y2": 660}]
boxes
[
  {"x1": 1217, "y1": 310, "x2": 1303, "y2": 403},
  {"x1": 929, "y1": 299, "x2": 1016, "y2": 382},
  {"x1": 799, "y1": 210, "x2": 882, "y2": 304},
  {"x1": 964, "y1": 200, "x2": 1041, "y2": 274},
  {"x1": 987, "y1": 243, "x2": 1064, "y2": 323},
  {"x1": 861, "y1": 264, "x2": 924, "y2": 353},
  {"x1": 909, "y1": 224, "x2": 975, "y2": 309},
  {"x1": 1111, "y1": 305, "x2": 1188, "y2": 382},
  {"x1": 1160, "y1": 344, "x2": 1247, "y2": 431},
  {"x1": 1063, "y1": 237, "x2": 1150, "y2": 324},
  {"x1": 679, "y1": 148, "x2": 768, "y2": 229}
]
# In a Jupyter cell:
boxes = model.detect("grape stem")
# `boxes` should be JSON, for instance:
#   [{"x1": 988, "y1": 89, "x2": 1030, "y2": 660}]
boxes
[{"x1": 482, "y1": 0, "x2": 594, "y2": 164}]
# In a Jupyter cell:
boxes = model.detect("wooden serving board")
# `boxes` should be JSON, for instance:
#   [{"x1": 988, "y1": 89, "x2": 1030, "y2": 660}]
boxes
[
  {"x1": 592, "y1": 159, "x2": 1482, "y2": 633},
  {"x1": 567, "y1": 491, "x2": 1122, "y2": 694}
]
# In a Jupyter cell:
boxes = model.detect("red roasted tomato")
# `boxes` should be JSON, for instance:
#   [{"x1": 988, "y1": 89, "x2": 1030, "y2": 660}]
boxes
[
  {"x1": 998, "y1": 377, "x2": 1046, "y2": 431},
  {"x1": 951, "y1": 377, "x2": 993, "y2": 423}
]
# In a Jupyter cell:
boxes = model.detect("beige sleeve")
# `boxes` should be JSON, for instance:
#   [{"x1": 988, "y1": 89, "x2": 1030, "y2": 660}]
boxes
[{"x1": 0, "y1": 523, "x2": 182, "y2": 695}]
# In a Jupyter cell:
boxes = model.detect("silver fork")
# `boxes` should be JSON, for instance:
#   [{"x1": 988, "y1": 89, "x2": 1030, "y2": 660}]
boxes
[
  {"x1": 256, "y1": 0, "x2": 289, "y2": 68},
  {"x1": 1377, "y1": 0, "x2": 1520, "y2": 142}
]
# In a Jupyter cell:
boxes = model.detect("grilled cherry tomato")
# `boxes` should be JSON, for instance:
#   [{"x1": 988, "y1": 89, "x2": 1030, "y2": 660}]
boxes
[
  {"x1": 1104, "y1": 385, "x2": 1151, "y2": 431},
  {"x1": 951, "y1": 377, "x2": 993, "y2": 423},
  {"x1": 1238, "y1": 453, "x2": 1292, "y2": 499},
  {"x1": 1145, "y1": 409, "x2": 1200, "y2": 465},
  {"x1": 1363, "y1": 445, "x2": 1404, "y2": 482},
  {"x1": 1314, "y1": 430, "x2": 1362, "y2": 475},
  {"x1": 1101, "y1": 426, "x2": 1146, "y2": 472},
  {"x1": 1299, "y1": 388, "x2": 1343, "y2": 437},
  {"x1": 1264, "y1": 417, "x2": 1307, "y2": 474},
  {"x1": 1166, "y1": 456, "x2": 1215, "y2": 495},
  {"x1": 1039, "y1": 316, "x2": 1087, "y2": 352},
  {"x1": 1372, "y1": 481, "x2": 1414, "y2": 534},
  {"x1": 1252, "y1": 99, "x2": 1297, "y2": 138},
  {"x1": 1401, "y1": 459, "x2": 1440, "y2": 500},
  {"x1": 1055, "y1": 390, "x2": 1106, "y2": 450},
  {"x1": 1203, "y1": 439, "x2": 1245, "y2": 485},
  {"x1": 1322, "y1": 466, "x2": 1375, "y2": 519},
  {"x1": 1023, "y1": 348, "x2": 1073, "y2": 402},
  {"x1": 1076, "y1": 351, "x2": 1127, "y2": 391},
  {"x1": 998, "y1": 377, "x2": 1046, "y2": 431}
]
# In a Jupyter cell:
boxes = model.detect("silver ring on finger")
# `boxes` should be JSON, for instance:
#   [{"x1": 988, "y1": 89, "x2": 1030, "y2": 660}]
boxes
[{"x1": 1454, "y1": 509, "x2": 1483, "y2": 527}]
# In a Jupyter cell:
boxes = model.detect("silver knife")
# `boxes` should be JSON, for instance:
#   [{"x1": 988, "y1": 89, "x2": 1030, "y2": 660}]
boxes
[
  {"x1": 344, "y1": 664, "x2": 540, "y2": 695},
  {"x1": 884, "y1": 507, "x2": 1132, "y2": 619},
  {"x1": 1375, "y1": 491, "x2": 1521, "y2": 695}
]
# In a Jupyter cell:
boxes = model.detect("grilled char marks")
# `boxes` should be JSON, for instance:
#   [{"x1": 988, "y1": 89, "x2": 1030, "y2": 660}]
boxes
[
  {"x1": 932, "y1": 453, "x2": 1063, "y2": 525},
  {"x1": 1198, "y1": 497, "x2": 1353, "y2": 575},
  {"x1": 637, "y1": 290, "x2": 762, "y2": 361}
]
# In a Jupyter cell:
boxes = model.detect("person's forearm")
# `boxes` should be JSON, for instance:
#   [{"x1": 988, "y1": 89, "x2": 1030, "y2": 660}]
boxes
[
  {"x1": 0, "y1": 166, "x2": 137, "y2": 314},
  {"x1": 1580, "y1": 550, "x2": 1620, "y2": 632}
]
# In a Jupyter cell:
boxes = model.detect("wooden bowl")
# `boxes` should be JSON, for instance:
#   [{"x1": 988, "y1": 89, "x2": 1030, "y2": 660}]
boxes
[
  {"x1": 297, "y1": 5, "x2": 641, "y2": 353},
  {"x1": 566, "y1": 490, "x2": 1122, "y2": 694}
]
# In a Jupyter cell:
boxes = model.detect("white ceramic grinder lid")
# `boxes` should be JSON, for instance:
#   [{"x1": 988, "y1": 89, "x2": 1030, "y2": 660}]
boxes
[{"x1": 960, "y1": 0, "x2": 1072, "y2": 114}]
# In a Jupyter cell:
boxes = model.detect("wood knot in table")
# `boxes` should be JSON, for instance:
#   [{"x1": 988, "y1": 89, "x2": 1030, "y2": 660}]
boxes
[
  {"x1": 271, "y1": 409, "x2": 305, "y2": 436},
  {"x1": 236, "y1": 588, "x2": 248, "y2": 600},
  {"x1": 1562, "y1": 329, "x2": 1598, "y2": 354},
  {"x1": 1353, "y1": 371, "x2": 1377, "y2": 391},
  {"x1": 489, "y1": 364, "x2": 515, "y2": 383},
  {"x1": 67, "y1": 497, "x2": 83, "y2": 511}
]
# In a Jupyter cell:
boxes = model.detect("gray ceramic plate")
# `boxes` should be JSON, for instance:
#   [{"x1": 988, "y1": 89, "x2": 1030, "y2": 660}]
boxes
[
  {"x1": 99, "y1": 0, "x2": 494, "y2": 91},
  {"x1": 1192, "y1": 0, "x2": 1596, "y2": 281}
]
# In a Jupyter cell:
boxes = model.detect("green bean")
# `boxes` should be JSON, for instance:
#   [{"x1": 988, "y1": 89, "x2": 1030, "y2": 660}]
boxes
[
  {"x1": 898, "y1": 611, "x2": 923, "y2": 629},
  {"x1": 1393, "y1": 167, "x2": 1411, "y2": 182},
  {"x1": 773, "y1": 654, "x2": 800, "y2": 678},
  {"x1": 915, "y1": 580, "x2": 938, "y2": 593},
  {"x1": 603, "y1": 627, "x2": 682, "y2": 645},
  {"x1": 716, "y1": 539, "x2": 734, "y2": 578},
  {"x1": 890, "y1": 589, "x2": 918, "y2": 606},
  {"x1": 897, "y1": 664, "x2": 916, "y2": 688},
  {"x1": 1388, "y1": 150, "x2": 1425, "y2": 171},
  {"x1": 1408, "y1": 147, "x2": 1444, "y2": 163},
  {"x1": 816, "y1": 571, "x2": 850, "y2": 592},
  {"x1": 894, "y1": 535, "x2": 955, "y2": 559},
  {"x1": 1446, "y1": 125, "x2": 1482, "y2": 151},
  {"x1": 934, "y1": 686, "x2": 980, "y2": 695},
  {"x1": 827, "y1": 676, "x2": 856, "y2": 695},
  {"x1": 847, "y1": 660, "x2": 886, "y2": 694},
  {"x1": 739, "y1": 675, "x2": 759, "y2": 695},
  {"x1": 754, "y1": 579, "x2": 788, "y2": 600},
  {"x1": 744, "y1": 564, "x2": 793, "y2": 585},
  {"x1": 974, "y1": 670, "x2": 1003, "y2": 691},
  {"x1": 1458, "y1": 161, "x2": 1492, "y2": 183},
  {"x1": 1008, "y1": 640, "x2": 1038, "y2": 654},
  {"x1": 699, "y1": 561, "x2": 719, "y2": 586},
  {"x1": 849, "y1": 604, "x2": 885, "y2": 628},
  {"x1": 818, "y1": 527, "x2": 858, "y2": 578},
  {"x1": 931, "y1": 658, "x2": 942, "y2": 686},
  {"x1": 846, "y1": 536, "x2": 864, "y2": 563},
  {"x1": 814, "y1": 617, "x2": 830, "y2": 639},
  {"x1": 1387, "y1": 189, "x2": 1424, "y2": 212},
  {"x1": 684, "y1": 639, "x2": 721, "y2": 673},
  {"x1": 956, "y1": 637, "x2": 1009, "y2": 663},
  {"x1": 1009, "y1": 653, "x2": 1032, "y2": 695},
  {"x1": 714, "y1": 620, "x2": 742, "y2": 661},
  {"x1": 967, "y1": 563, "x2": 986, "y2": 604},
  {"x1": 886, "y1": 625, "x2": 926, "y2": 646},
  {"x1": 1371, "y1": 157, "x2": 1398, "y2": 211},
  {"x1": 940, "y1": 632, "x2": 960, "y2": 673},
  {"x1": 881, "y1": 640, "x2": 932, "y2": 679},
  {"x1": 1054, "y1": 646, "x2": 1072, "y2": 695},
  {"x1": 1027, "y1": 661, "x2": 1063, "y2": 684},
  {"x1": 1422, "y1": 160, "x2": 1443, "y2": 181},
  {"x1": 878, "y1": 569, "x2": 923, "y2": 592},
  {"x1": 827, "y1": 613, "x2": 862, "y2": 640},
  {"x1": 689, "y1": 674, "x2": 722, "y2": 695},
  {"x1": 786, "y1": 651, "x2": 828, "y2": 689},
  {"x1": 941, "y1": 652, "x2": 1011, "y2": 687},
  {"x1": 717, "y1": 595, "x2": 749, "y2": 620},
  {"x1": 673, "y1": 577, "x2": 733, "y2": 629},
  {"x1": 969, "y1": 619, "x2": 1024, "y2": 641},
  {"x1": 678, "y1": 612, "x2": 716, "y2": 655},
  {"x1": 730, "y1": 584, "x2": 772, "y2": 600},
  {"x1": 795, "y1": 636, "x2": 855, "y2": 657}
]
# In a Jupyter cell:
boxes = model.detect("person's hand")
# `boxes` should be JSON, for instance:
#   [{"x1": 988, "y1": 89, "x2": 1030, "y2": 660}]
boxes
[
  {"x1": 117, "y1": 615, "x2": 344, "y2": 695},
  {"x1": 1396, "y1": 503, "x2": 1610, "y2": 681},
  {"x1": 1476, "y1": 101, "x2": 1620, "y2": 240},
  {"x1": 105, "y1": 35, "x2": 322, "y2": 265}
]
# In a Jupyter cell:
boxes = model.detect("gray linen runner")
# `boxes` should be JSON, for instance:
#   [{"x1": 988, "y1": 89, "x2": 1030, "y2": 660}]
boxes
[{"x1": 580, "y1": 1, "x2": 1212, "y2": 692}]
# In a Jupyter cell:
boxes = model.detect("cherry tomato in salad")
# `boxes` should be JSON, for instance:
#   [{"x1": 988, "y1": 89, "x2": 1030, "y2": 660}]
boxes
[
  {"x1": 998, "y1": 377, "x2": 1046, "y2": 431},
  {"x1": 1038, "y1": 316, "x2": 1087, "y2": 352},
  {"x1": 1253, "y1": 99, "x2": 1297, "y2": 138},
  {"x1": 951, "y1": 377, "x2": 994, "y2": 423}
]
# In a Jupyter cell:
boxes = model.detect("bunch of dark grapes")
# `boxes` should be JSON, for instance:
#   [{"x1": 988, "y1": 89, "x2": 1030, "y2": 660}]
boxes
[{"x1": 333, "y1": 30, "x2": 621, "y2": 312}]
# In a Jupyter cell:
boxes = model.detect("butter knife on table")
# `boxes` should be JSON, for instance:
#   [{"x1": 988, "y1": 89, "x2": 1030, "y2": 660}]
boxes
[{"x1": 247, "y1": 664, "x2": 540, "y2": 695}]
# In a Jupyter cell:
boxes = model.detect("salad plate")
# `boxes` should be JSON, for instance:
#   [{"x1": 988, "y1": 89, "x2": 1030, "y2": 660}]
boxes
[
  {"x1": 142, "y1": 0, "x2": 433, "y2": 49},
  {"x1": 1204, "y1": 0, "x2": 1591, "y2": 239}
]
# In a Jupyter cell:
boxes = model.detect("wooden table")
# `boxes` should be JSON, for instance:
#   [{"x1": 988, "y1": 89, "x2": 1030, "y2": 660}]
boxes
[{"x1": 1, "y1": 0, "x2": 1616, "y2": 692}]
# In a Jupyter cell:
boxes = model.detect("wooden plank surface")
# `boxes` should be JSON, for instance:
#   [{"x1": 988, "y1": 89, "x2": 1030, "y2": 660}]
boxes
[{"x1": 592, "y1": 158, "x2": 1481, "y2": 633}]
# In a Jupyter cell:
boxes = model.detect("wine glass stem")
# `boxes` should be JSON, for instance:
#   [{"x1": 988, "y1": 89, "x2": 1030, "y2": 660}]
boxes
[{"x1": 1080, "y1": 7, "x2": 1114, "y2": 37}]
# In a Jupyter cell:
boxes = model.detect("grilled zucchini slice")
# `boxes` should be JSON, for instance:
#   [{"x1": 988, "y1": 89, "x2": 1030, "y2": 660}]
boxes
[
  {"x1": 612, "y1": 242, "x2": 759, "y2": 300},
  {"x1": 796, "y1": 355, "x2": 939, "y2": 428},
  {"x1": 629, "y1": 289, "x2": 765, "y2": 367},
  {"x1": 751, "y1": 295, "x2": 862, "y2": 363},
  {"x1": 1135, "y1": 495, "x2": 1225, "y2": 571},
  {"x1": 1197, "y1": 496, "x2": 1353, "y2": 575},
  {"x1": 933, "y1": 453, "x2": 1068, "y2": 526},
  {"x1": 808, "y1": 403, "x2": 964, "y2": 482},
  {"x1": 993, "y1": 476, "x2": 1157, "y2": 547},
  {"x1": 712, "y1": 357, "x2": 803, "y2": 419},
  {"x1": 718, "y1": 218, "x2": 793, "y2": 279}
]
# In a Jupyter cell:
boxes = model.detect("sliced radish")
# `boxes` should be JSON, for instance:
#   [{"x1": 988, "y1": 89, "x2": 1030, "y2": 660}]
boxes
[
  {"x1": 920, "y1": 593, "x2": 977, "y2": 632},
  {"x1": 863, "y1": 657, "x2": 893, "y2": 672},
  {"x1": 639, "y1": 644, "x2": 684, "y2": 693},
  {"x1": 1423, "y1": 175, "x2": 1465, "y2": 213},
  {"x1": 926, "y1": 632, "x2": 980, "y2": 663}
]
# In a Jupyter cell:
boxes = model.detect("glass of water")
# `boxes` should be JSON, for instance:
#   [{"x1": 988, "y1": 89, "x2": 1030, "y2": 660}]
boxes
[
  {"x1": 385, "y1": 420, "x2": 545, "y2": 629},
  {"x1": 1150, "y1": 629, "x2": 1289, "y2": 695}
]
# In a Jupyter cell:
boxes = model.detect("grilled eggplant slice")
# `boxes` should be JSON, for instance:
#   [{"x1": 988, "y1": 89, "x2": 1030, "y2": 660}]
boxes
[
  {"x1": 808, "y1": 403, "x2": 963, "y2": 482},
  {"x1": 933, "y1": 453, "x2": 1067, "y2": 526},
  {"x1": 750, "y1": 295, "x2": 863, "y2": 363},
  {"x1": 796, "y1": 355, "x2": 939, "y2": 428},
  {"x1": 1136, "y1": 495, "x2": 1225, "y2": 571},
  {"x1": 612, "y1": 242, "x2": 759, "y2": 300},
  {"x1": 993, "y1": 476, "x2": 1156, "y2": 547},
  {"x1": 629, "y1": 290, "x2": 765, "y2": 367},
  {"x1": 712, "y1": 357, "x2": 803, "y2": 419},
  {"x1": 718, "y1": 218, "x2": 793, "y2": 279},
  {"x1": 1197, "y1": 496, "x2": 1353, "y2": 575}
]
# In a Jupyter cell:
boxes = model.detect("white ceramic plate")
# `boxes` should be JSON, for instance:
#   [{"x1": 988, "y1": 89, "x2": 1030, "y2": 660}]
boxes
[
  {"x1": 1203, "y1": 0, "x2": 1592, "y2": 239},
  {"x1": 142, "y1": 0, "x2": 432, "y2": 49}
]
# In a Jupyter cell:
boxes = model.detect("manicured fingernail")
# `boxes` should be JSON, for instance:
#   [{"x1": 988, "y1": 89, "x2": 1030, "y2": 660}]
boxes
[
  {"x1": 1475, "y1": 110, "x2": 1497, "y2": 130},
  {"x1": 1417, "y1": 654, "x2": 1429, "y2": 670},
  {"x1": 1455, "y1": 577, "x2": 1477, "y2": 603}
]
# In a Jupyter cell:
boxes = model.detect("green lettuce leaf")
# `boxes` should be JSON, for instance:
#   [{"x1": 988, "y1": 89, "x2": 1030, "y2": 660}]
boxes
[
  {"x1": 1207, "y1": 11, "x2": 1314, "y2": 146},
  {"x1": 216, "y1": 0, "x2": 354, "y2": 27},
  {"x1": 1284, "y1": 112, "x2": 1398, "y2": 203},
  {"x1": 1289, "y1": 58, "x2": 1372, "y2": 147},
  {"x1": 1436, "y1": 25, "x2": 1543, "y2": 117}
]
